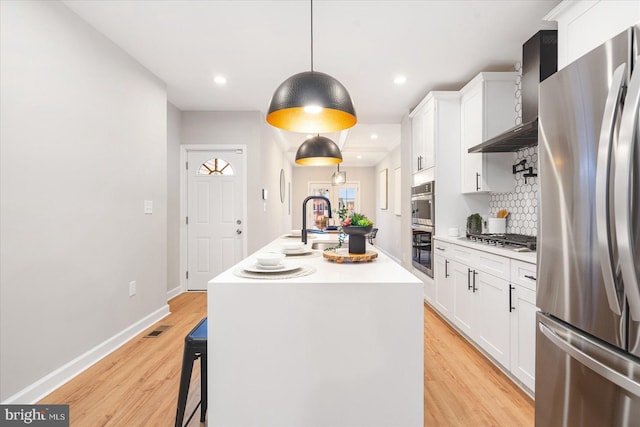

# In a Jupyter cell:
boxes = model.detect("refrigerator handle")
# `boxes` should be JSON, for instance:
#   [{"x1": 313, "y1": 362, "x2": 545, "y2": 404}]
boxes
[
  {"x1": 595, "y1": 63, "x2": 626, "y2": 316},
  {"x1": 615, "y1": 55, "x2": 640, "y2": 321},
  {"x1": 539, "y1": 321, "x2": 640, "y2": 398}
]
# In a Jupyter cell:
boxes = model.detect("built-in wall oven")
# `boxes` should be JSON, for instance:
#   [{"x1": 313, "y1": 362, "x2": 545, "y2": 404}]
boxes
[{"x1": 411, "y1": 182, "x2": 434, "y2": 277}]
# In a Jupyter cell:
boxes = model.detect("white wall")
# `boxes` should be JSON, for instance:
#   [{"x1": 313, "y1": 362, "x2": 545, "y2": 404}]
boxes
[
  {"x1": 291, "y1": 167, "x2": 376, "y2": 230},
  {"x1": 0, "y1": 0, "x2": 168, "y2": 402},
  {"x1": 180, "y1": 112, "x2": 291, "y2": 255},
  {"x1": 375, "y1": 146, "x2": 402, "y2": 261},
  {"x1": 167, "y1": 103, "x2": 182, "y2": 295}
]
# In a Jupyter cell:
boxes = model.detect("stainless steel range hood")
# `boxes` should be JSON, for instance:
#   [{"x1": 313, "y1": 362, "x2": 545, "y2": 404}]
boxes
[{"x1": 469, "y1": 30, "x2": 557, "y2": 153}]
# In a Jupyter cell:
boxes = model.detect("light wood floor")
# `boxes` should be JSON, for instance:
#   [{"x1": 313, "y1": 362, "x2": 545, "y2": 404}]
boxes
[{"x1": 40, "y1": 293, "x2": 533, "y2": 426}]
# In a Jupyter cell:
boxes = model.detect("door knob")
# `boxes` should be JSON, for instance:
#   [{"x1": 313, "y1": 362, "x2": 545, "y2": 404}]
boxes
[{"x1": 236, "y1": 229, "x2": 242, "y2": 235}]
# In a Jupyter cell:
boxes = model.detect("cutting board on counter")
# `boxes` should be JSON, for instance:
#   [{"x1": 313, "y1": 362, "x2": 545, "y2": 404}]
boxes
[{"x1": 322, "y1": 249, "x2": 378, "y2": 263}]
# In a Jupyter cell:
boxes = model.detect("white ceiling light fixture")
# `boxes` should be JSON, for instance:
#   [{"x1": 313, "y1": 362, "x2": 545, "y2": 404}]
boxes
[
  {"x1": 214, "y1": 75, "x2": 227, "y2": 85},
  {"x1": 370, "y1": 133, "x2": 378, "y2": 140},
  {"x1": 393, "y1": 75, "x2": 407, "y2": 85}
]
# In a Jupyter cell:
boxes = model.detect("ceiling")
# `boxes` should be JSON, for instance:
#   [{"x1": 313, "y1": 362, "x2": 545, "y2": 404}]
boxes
[{"x1": 62, "y1": 0, "x2": 560, "y2": 167}]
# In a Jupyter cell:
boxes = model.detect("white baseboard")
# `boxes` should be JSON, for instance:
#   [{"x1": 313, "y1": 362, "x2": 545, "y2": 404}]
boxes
[
  {"x1": 2, "y1": 304, "x2": 170, "y2": 404},
  {"x1": 167, "y1": 285, "x2": 182, "y2": 301}
]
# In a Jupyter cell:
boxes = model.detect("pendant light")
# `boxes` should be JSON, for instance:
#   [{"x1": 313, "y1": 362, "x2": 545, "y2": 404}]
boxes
[
  {"x1": 295, "y1": 135, "x2": 343, "y2": 166},
  {"x1": 266, "y1": 0, "x2": 356, "y2": 133},
  {"x1": 331, "y1": 164, "x2": 346, "y2": 185}
]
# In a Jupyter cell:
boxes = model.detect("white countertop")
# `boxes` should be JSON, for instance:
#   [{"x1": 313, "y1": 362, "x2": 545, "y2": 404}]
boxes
[
  {"x1": 435, "y1": 235, "x2": 537, "y2": 264},
  {"x1": 209, "y1": 234, "x2": 422, "y2": 285}
]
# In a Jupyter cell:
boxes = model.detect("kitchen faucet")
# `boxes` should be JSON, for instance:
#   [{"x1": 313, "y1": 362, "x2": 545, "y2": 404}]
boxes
[{"x1": 302, "y1": 196, "x2": 332, "y2": 244}]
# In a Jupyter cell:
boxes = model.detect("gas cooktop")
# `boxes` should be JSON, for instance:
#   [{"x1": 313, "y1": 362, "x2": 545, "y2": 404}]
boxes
[{"x1": 466, "y1": 232, "x2": 537, "y2": 251}]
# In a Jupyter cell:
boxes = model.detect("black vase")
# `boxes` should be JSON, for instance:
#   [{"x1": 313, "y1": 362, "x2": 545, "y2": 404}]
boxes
[{"x1": 342, "y1": 225, "x2": 372, "y2": 254}]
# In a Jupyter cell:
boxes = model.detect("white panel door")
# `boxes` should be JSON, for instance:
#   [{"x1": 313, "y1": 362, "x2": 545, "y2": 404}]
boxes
[
  {"x1": 475, "y1": 271, "x2": 510, "y2": 368},
  {"x1": 187, "y1": 150, "x2": 244, "y2": 290}
]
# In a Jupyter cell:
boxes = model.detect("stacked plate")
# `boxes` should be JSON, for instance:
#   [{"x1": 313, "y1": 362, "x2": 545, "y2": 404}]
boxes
[
  {"x1": 281, "y1": 242, "x2": 312, "y2": 256},
  {"x1": 244, "y1": 253, "x2": 300, "y2": 274},
  {"x1": 243, "y1": 263, "x2": 300, "y2": 274}
]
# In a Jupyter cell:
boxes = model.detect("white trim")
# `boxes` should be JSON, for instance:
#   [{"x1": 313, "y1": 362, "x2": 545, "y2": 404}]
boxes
[
  {"x1": 1, "y1": 304, "x2": 170, "y2": 404},
  {"x1": 167, "y1": 285, "x2": 182, "y2": 301},
  {"x1": 180, "y1": 144, "x2": 248, "y2": 293}
]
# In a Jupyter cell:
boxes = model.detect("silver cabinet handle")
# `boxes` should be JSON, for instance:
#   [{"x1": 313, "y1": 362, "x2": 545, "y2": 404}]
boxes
[
  {"x1": 595, "y1": 63, "x2": 626, "y2": 316},
  {"x1": 615, "y1": 55, "x2": 640, "y2": 321},
  {"x1": 539, "y1": 321, "x2": 640, "y2": 398},
  {"x1": 436, "y1": 247, "x2": 446, "y2": 251}
]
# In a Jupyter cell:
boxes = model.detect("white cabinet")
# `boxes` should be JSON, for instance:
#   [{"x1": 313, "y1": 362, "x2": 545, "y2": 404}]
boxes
[
  {"x1": 432, "y1": 238, "x2": 538, "y2": 394},
  {"x1": 452, "y1": 260, "x2": 511, "y2": 368},
  {"x1": 509, "y1": 282, "x2": 537, "y2": 391},
  {"x1": 433, "y1": 253, "x2": 454, "y2": 318},
  {"x1": 423, "y1": 268, "x2": 436, "y2": 304},
  {"x1": 474, "y1": 271, "x2": 511, "y2": 368},
  {"x1": 545, "y1": 0, "x2": 640, "y2": 70},
  {"x1": 452, "y1": 260, "x2": 474, "y2": 337},
  {"x1": 459, "y1": 72, "x2": 518, "y2": 194},
  {"x1": 410, "y1": 100, "x2": 433, "y2": 174},
  {"x1": 509, "y1": 259, "x2": 538, "y2": 391}
]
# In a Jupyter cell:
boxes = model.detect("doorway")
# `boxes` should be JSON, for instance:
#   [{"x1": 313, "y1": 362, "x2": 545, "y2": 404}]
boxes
[{"x1": 183, "y1": 146, "x2": 246, "y2": 291}]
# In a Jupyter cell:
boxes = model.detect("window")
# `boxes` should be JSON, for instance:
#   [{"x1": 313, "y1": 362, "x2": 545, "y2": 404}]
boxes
[
  {"x1": 198, "y1": 158, "x2": 234, "y2": 175},
  {"x1": 308, "y1": 182, "x2": 360, "y2": 227}
]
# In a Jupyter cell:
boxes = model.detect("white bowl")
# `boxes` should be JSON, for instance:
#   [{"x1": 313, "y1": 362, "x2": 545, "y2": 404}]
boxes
[
  {"x1": 255, "y1": 253, "x2": 286, "y2": 267},
  {"x1": 289, "y1": 229, "x2": 302, "y2": 237},
  {"x1": 282, "y1": 241, "x2": 305, "y2": 251}
]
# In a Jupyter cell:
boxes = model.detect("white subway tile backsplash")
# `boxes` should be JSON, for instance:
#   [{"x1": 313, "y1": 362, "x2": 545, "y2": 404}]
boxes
[{"x1": 489, "y1": 146, "x2": 538, "y2": 236}]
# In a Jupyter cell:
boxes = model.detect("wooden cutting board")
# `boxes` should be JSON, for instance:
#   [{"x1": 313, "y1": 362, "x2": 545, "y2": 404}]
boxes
[{"x1": 322, "y1": 248, "x2": 378, "y2": 263}]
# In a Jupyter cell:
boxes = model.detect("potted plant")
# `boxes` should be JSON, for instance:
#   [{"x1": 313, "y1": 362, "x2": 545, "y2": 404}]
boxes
[{"x1": 341, "y1": 212, "x2": 373, "y2": 254}]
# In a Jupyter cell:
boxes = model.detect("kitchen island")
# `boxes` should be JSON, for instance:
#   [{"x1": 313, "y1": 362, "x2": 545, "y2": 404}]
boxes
[{"x1": 207, "y1": 234, "x2": 423, "y2": 427}]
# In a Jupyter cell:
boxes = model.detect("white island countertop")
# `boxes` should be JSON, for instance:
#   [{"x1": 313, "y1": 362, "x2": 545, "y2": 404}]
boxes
[{"x1": 207, "y1": 234, "x2": 424, "y2": 427}]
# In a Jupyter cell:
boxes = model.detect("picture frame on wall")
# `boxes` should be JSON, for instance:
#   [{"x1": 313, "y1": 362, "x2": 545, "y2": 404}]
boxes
[
  {"x1": 378, "y1": 168, "x2": 388, "y2": 210},
  {"x1": 393, "y1": 167, "x2": 401, "y2": 216}
]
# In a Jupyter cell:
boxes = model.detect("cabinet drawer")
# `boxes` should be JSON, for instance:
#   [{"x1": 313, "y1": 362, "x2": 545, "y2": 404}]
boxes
[
  {"x1": 511, "y1": 260, "x2": 537, "y2": 291},
  {"x1": 451, "y1": 244, "x2": 475, "y2": 264},
  {"x1": 433, "y1": 240, "x2": 451, "y2": 256},
  {"x1": 475, "y1": 250, "x2": 510, "y2": 278}
]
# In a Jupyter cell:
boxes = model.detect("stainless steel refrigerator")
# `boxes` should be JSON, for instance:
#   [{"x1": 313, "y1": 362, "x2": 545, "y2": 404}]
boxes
[{"x1": 536, "y1": 24, "x2": 640, "y2": 426}]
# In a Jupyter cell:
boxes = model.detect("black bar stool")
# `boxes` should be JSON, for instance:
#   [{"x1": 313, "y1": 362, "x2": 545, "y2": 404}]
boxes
[{"x1": 175, "y1": 317, "x2": 208, "y2": 427}]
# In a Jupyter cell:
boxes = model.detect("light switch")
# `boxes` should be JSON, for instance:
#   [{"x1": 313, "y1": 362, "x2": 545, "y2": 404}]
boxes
[{"x1": 144, "y1": 200, "x2": 153, "y2": 214}]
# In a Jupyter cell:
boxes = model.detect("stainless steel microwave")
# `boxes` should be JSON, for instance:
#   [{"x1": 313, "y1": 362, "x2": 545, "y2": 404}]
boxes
[{"x1": 411, "y1": 181, "x2": 434, "y2": 226}]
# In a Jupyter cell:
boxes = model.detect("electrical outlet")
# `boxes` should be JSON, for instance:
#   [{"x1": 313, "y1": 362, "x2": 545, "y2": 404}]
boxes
[{"x1": 129, "y1": 281, "x2": 136, "y2": 297}]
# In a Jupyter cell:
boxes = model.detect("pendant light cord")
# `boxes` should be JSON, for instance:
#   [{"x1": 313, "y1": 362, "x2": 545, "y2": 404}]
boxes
[{"x1": 310, "y1": 0, "x2": 314, "y2": 72}]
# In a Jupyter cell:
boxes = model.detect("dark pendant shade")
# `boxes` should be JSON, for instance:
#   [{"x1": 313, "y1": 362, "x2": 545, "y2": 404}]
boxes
[
  {"x1": 295, "y1": 135, "x2": 343, "y2": 166},
  {"x1": 267, "y1": 71, "x2": 357, "y2": 133}
]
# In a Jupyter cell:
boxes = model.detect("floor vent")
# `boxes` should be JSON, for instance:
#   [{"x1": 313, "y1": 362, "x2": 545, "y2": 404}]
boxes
[{"x1": 144, "y1": 325, "x2": 172, "y2": 338}]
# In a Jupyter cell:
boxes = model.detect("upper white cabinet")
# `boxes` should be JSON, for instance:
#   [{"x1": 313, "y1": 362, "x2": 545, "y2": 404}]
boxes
[
  {"x1": 459, "y1": 72, "x2": 518, "y2": 194},
  {"x1": 544, "y1": 0, "x2": 640, "y2": 69},
  {"x1": 410, "y1": 96, "x2": 435, "y2": 174}
]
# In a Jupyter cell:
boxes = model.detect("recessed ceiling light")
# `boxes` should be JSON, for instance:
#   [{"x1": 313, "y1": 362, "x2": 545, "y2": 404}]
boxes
[
  {"x1": 357, "y1": 155, "x2": 362, "y2": 159},
  {"x1": 394, "y1": 75, "x2": 407, "y2": 85},
  {"x1": 214, "y1": 75, "x2": 227, "y2": 85},
  {"x1": 371, "y1": 133, "x2": 378, "y2": 140}
]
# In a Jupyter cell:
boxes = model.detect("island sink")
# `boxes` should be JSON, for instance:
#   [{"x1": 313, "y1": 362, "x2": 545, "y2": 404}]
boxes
[{"x1": 310, "y1": 240, "x2": 340, "y2": 250}]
